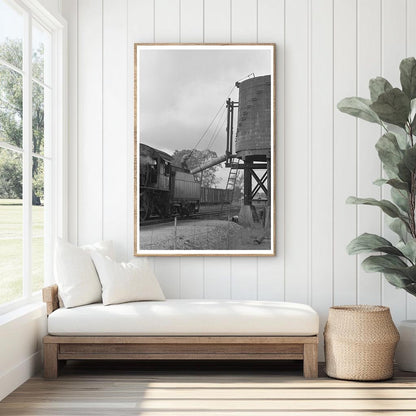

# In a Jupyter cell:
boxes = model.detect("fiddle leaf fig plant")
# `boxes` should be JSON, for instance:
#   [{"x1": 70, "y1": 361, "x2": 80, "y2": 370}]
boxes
[{"x1": 338, "y1": 57, "x2": 416, "y2": 297}]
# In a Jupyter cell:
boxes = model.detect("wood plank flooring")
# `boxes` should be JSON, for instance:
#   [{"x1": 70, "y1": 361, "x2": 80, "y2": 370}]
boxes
[{"x1": 1, "y1": 360, "x2": 416, "y2": 415}]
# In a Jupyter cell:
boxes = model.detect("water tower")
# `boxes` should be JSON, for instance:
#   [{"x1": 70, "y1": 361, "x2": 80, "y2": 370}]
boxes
[{"x1": 227, "y1": 74, "x2": 272, "y2": 226}]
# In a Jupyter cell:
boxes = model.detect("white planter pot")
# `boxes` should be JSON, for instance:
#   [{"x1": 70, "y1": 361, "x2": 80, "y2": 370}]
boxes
[{"x1": 396, "y1": 320, "x2": 416, "y2": 372}]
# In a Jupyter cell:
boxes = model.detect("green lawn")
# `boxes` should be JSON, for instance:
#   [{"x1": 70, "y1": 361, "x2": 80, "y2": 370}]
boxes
[{"x1": 0, "y1": 199, "x2": 44, "y2": 305}]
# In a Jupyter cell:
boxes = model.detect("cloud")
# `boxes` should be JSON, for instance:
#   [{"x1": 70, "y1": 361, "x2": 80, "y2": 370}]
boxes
[{"x1": 138, "y1": 47, "x2": 272, "y2": 157}]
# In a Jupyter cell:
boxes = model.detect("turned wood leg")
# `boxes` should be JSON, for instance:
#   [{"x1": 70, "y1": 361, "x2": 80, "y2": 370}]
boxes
[
  {"x1": 303, "y1": 343, "x2": 318, "y2": 379},
  {"x1": 44, "y1": 343, "x2": 59, "y2": 379}
]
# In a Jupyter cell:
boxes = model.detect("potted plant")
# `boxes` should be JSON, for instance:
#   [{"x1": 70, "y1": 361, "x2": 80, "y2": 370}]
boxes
[{"x1": 338, "y1": 57, "x2": 416, "y2": 372}]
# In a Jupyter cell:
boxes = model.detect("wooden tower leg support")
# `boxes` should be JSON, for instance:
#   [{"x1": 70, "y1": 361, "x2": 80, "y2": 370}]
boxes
[
  {"x1": 43, "y1": 343, "x2": 59, "y2": 379},
  {"x1": 303, "y1": 342, "x2": 318, "y2": 379}
]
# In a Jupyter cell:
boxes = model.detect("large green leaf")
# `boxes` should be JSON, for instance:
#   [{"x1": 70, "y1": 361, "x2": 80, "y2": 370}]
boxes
[
  {"x1": 384, "y1": 166, "x2": 400, "y2": 180},
  {"x1": 398, "y1": 161, "x2": 412, "y2": 185},
  {"x1": 346, "y1": 196, "x2": 407, "y2": 220},
  {"x1": 347, "y1": 233, "x2": 403, "y2": 256},
  {"x1": 373, "y1": 178, "x2": 388, "y2": 186},
  {"x1": 391, "y1": 187, "x2": 410, "y2": 213},
  {"x1": 404, "y1": 282, "x2": 416, "y2": 296},
  {"x1": 383, "y1": 272, "x2": 412, "y2": 288},
  {"x1": 403, "y1": 146, "x2": 416, "y2": 171},
  {"x1": 400, "y1": 57, "x2": 416, "y2": 100},
  {"x1": 389, "y1": 217, "x2": 410, "y2": 241},
  {"x1": 387, "y1": 178, "x2": 410, "y2": 191},
  {"x1": 337, "y1": 97, "x2": 382, "y2": 124},
  {"x1": 403, "y1": 265, "x2": 416, "y2": 282},
  {"x1": 412, "y1": 113, "x2": 416, "y2": 133},
  {"x1": 362, "y1": 254, "x2": 408, "y2": 272},
  {"x1": 395, "y1": 130, "x2": 410, "y2": 150},
  {"x1": 372, "y1": 178, "x2": 409, "y2": 190},
  {"x1": 397, "y1": 240, "x2": 416, "y2": 264},
  {"x1": 375, "y1": 132, "x2": 404, "y2": 173},
  {"x1": 361, "y1": 255, "x2": 414, "y2": 288},
  {"x1": 370, "y1": 88, "x2": 410, "y2": 128},
  {"x1": 369, "y1": 77, "x2": 393, "y2": 102}
]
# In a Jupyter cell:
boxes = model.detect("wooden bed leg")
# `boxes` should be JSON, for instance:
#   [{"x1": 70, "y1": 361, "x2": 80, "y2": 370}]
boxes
[
  {"x1": 303, "y1": 343, "x2": 318, "y2": 379},
  {"x1": 44, "y1": 343, "x2": 59, "y2": 379}
]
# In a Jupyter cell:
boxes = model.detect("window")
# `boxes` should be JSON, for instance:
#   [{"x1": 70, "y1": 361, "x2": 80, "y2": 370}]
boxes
[{"x1": 0, "y1": 0, "x2": 66, "y2": 311}]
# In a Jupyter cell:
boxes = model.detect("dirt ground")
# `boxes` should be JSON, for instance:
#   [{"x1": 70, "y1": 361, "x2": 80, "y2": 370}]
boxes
[{"x1": 139, "y1": 219, "x2": 271, "y2": 251}]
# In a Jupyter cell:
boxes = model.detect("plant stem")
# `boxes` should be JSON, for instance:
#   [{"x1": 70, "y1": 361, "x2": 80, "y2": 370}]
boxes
[{"x1": 409, "y1": 124, "x2": 416, "y2": 238}]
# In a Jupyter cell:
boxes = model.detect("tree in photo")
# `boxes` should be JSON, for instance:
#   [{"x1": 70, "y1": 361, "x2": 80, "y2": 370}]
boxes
[
  {"x1": 172, "y1": 148, "x2": 221, "y2": 188},
  {"x1": 0, "y1": 38, "x2": 44, "y2": 204}
]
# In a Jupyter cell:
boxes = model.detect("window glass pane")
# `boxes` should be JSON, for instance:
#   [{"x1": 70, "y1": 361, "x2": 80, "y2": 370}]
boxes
[
  {"x1": 32, "y1": 156, "x2": 43, "y2": 293},
  {"x1": 32, "y1": 81, "x2": 47, "y2": 155},
  {"x1": 0, "y1": 0, "x2": 24, "y2": 70},
  {"x1": 0, "y1": 147, "x2": 23, "y2": 305},
  {"x1": 0, "y1": 65, "x2": 23, "y2": 148},
  {"x1": 32, "y1": 20, "x2": 51, "y2": 85}
]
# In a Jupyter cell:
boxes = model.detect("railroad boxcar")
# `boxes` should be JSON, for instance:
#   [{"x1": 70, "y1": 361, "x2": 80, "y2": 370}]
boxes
[
  {"x1": 200, "y1": 187, "x2": 233, "y2": 205},
  {"x1": 171, "y1": 171, "x2": 200, "y2": 216}
]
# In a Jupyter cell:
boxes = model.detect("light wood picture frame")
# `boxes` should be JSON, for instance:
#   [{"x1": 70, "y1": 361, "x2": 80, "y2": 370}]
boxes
[{"x1": 134, "y1": 44, "x2": 276, "y2": 256}]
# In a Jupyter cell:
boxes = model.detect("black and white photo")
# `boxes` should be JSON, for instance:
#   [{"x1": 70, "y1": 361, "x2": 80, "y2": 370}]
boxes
[{"x1": 134, "y1": 44, "x2": 275, "y2": 256}]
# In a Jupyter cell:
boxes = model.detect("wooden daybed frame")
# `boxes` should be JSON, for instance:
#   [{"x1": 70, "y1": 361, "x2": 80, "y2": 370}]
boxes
[{"x1": 42, "y1": 285, "x2": 319, "y2": 379}]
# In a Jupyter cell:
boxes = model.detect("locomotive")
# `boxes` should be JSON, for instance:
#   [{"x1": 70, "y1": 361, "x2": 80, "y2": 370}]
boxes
[{"x1": 139, "y1": 143, "x2": 232, "y2": 221}]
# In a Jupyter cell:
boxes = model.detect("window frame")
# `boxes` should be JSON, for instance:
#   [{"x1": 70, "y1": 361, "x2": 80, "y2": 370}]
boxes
[{"x1": 0, "y1": 0, "x2": 67, "y2": 314}]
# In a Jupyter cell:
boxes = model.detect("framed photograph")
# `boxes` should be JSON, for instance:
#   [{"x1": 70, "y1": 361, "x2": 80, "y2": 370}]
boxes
[{"x1": 134, "y1": 44, "x2": 275, "y2": 256}]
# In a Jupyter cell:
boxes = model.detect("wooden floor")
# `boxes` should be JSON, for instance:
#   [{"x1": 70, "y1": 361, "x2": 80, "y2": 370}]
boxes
[{"x1": 1, "y1": 360, "x2": 416, "y2": 415}]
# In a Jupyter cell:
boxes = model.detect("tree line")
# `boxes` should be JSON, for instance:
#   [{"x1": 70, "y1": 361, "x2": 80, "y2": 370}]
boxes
[{"x1": 0, "y1": 38, "x2": 44, "y2": 205}]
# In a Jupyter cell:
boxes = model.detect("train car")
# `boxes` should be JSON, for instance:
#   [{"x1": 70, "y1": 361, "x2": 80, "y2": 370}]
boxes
[
  {"x1": 139, "y1": 143, "x2": 201, "y2": 220},
  {"x1": 200, "y1": 187, "x2": 233, "y2": 205},
  {"x1": 171, "y1": 171, "x2": 200, "y2": 216}
]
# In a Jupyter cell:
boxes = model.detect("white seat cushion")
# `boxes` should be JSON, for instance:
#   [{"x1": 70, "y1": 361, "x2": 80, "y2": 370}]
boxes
[{"x1": 47, "y1": 299, "x2": 319, "y2": 336}]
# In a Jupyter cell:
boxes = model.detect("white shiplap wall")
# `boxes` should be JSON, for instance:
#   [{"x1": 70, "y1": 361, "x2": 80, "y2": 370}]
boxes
[{"x1": 61, "y1": 0, "x2": 416, "y2": 356}]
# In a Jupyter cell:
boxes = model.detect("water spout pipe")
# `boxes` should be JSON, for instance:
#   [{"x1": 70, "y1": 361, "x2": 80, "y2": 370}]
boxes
[{"x1": 190, "y1": 154, "x2": 230, "y2": 174}]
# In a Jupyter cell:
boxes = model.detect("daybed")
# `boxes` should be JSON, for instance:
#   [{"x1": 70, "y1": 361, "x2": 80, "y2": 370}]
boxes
[{"x1": 42, "y1": 284, "x2": 320, "y2": 379}]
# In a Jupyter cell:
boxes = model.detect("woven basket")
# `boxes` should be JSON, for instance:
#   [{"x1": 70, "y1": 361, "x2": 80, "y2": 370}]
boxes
[{"x1": 324, "y1": 305, "x2": 399, "y2": 381}]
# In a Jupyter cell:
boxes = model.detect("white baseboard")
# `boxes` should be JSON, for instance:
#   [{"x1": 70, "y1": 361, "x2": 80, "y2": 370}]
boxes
[{"x1": 0, "y1": 350, "x2": 42, "y2": 401}]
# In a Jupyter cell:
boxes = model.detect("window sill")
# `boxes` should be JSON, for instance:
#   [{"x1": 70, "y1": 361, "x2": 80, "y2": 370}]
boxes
[{"x1": 0, "y1": 297, "x2": 45, "y2": 326}]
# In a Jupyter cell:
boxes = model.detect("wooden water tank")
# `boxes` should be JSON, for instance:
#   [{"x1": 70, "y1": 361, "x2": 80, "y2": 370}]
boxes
[{"x1": 235, "y1": 75, "x2": 271, "y2": 158}]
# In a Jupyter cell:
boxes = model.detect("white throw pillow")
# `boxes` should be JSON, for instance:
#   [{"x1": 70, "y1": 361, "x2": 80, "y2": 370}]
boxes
[
  {"x1": 81, "y1": 240, "x2": 115, "y2": 259},
  {"x1": 90, "y1": 253, "x2": 165, "y2": 306},
  {"x1": 55, "y1": 239, "x2": 114, "y2": 308}
]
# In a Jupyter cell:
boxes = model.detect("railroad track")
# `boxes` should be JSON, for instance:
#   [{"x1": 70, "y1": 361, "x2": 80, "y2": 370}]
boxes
[{"x1": 140, "y1": 207, "x2": 239, "y2": 227}]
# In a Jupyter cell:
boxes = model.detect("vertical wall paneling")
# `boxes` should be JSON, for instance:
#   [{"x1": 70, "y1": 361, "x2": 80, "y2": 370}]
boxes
[
  {"x1": 310, "y1": 0, "x2": 333, "y2": 357},
  {"x1": 154, "y1": 0, "x2": 180, "y2": 43},
  {"x1": 381, "y1": 0, "x2": 407, "y2": 322},
  {"x1": 126, "y1": 0, "x2": 154, "y2": 260},
  {"x1": 257, "y1": 0, "x2": 285, "y2": 301},
  {"x1": 406, "y1": 0, "x2": 416, "y2": 319},
  {"x1": 76, "y1": 0, "x2": 103, "y2": 245},
  {"x1": 180, "y1": 0, "x2": 203, "y2": 42},
  {"x1": 204, "y1": 257, "x2": 231, "y2": 299},
  {"x1": 153, "y1": 258, "x2": 181, "y2": 298},
  {"x1": 333, "y1": 0, "x2": 357, "y2": 305},
  {"x1": 178, "y1": 0, "x2": 205, "y2": 298},
  {"x1": 152, "y1": 0, "x2": 182, "y2": 297},
  {"x1": 284, "y1": 0, "x2": 309, "y2": 303},
  {"x1": 204, "y1": 0, "x2": 231, "y2": 43},
  {"x1": 231, "y1": 257, "x2": 258, "y2": 300},
  {"x1": 102, "y1": 0, "x2": 128, "y2": 260},
  {"x1": 203, "y1": 0, "x2": 232, "y2": 299},
  {"x1": 230, "y1": 0, "x2": 257, "y2": 42},
  {"x1": 229, "y1": 0, "x2": 258, "y2": 299},
  {"x1": 180, "y1": 258, "x2": 204, "y2": 298},
  {"x1": 356, "y1": 0, "x2": 382, "y2": 305},
  {"x1": 61, "y1": 0, "x2": 78, "y2": 245}
]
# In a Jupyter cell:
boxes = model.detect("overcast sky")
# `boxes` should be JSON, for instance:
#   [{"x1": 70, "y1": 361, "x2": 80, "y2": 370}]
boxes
[{"x1": 138, "y1": 47, "x2": 271, "y2": 159}]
